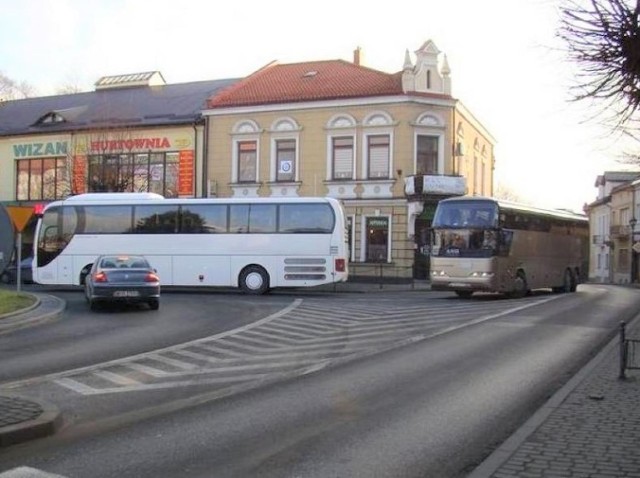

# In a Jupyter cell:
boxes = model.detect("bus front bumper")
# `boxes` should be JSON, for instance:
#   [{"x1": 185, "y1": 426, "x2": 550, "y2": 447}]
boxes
[{"x1": 430, "y1": 275, "x2": 498, "y2": 293}]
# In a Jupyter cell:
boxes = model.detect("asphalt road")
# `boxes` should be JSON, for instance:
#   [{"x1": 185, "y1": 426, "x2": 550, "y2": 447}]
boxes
[{"x1": 1, "y1": 284, "x2": 638, "y2": 478}]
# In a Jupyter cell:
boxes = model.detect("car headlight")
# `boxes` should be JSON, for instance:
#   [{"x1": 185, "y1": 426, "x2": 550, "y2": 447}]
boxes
[{"x1": 431, "y1": 270, "x2": 447, "y2": 277}]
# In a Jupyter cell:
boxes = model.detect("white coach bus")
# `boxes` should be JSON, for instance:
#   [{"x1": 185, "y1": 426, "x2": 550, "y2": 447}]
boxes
[
  {"x1": 430, "y1": 196, "x2": 589, "y2": 298},
  {"x1": 33, "y1": 193, "x2": 349, "y2": 294}
]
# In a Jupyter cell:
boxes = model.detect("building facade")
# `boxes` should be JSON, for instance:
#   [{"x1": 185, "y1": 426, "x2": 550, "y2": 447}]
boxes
[
  {"x1": 0, "y1": 43, "x2": 496, "y2": 281},
  {"x1": 586, "y1": 171, "x2": 640, "y2": 284},
  {"x1": 0, "y1": 72, "x2": 237, "y2": 258},
  {"x1": 203, "y1": 41, "x2": 496, "y2": 280}
]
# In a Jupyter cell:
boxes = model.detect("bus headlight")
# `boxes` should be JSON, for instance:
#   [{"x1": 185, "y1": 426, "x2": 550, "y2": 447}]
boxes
[{"x1": 469, "y1": 271, "x2": 494, "y2": 278}]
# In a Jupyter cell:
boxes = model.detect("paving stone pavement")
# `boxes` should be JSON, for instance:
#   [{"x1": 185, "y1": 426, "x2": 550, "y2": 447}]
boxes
[{"x1": 470, "y1": 318, "x2": 640, "y2": 478}]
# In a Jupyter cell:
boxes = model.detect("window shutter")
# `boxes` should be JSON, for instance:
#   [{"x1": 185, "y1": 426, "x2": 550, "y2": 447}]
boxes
[
  {"x1": 369, "y1": 145, "x2": 389, "y2": 178},
  {"x1": 334, "y1": 148, "x2": 353, "y2": 179}
]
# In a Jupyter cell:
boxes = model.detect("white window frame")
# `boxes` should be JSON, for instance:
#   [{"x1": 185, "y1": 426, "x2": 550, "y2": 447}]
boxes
[
  {"x1": 328, "y1": 134, "x2": 356, "y2": 180},
  {"x1": 347, "y1": 214, "x2": 356, "y2": 262},
  {"x1": 326, "y1": 114, "x2": 357, "y2": 181},
  {"x1": 362, "y1": 111, "x2": 394, "y2": 180},
  {"x1": 360, "y1": 214, "x2": 392, "y2": 263},
  {"x1": 413, "y1": 112, "x2": 445, "y2": 175},
  {"x1": 231, "y1": 120, "x2": 261, "y2": 184},
  {"x1": 269, "y1": 117, "x2": 301, "y2": 183}
]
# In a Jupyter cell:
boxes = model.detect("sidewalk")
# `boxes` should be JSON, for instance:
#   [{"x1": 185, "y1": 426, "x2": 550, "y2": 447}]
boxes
[
  {"x1": 1, "y1": 283, "x2": 640, "y2": 478},
  {"x1": 0, "y1": 291, "x2": 65, "y2": 446},
  {"x1": 469, "y1": 316, "x2": 640, "y2": 478}
]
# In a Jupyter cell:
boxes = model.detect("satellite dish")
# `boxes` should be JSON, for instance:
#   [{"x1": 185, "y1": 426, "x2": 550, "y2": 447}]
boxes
[{"x1": 0, "y1": 205, "x2": 16, "y2": 274}]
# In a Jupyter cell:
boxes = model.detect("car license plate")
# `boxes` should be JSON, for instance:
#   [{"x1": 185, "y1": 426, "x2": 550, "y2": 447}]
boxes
[{"x1": 113, "y1": 291, "x2": 140, "y2": 297}]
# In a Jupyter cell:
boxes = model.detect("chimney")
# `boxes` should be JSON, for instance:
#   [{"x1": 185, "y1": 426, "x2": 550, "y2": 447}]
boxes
[{"x1": 353, "y1": 46, "x2": 362, "y2": 66}]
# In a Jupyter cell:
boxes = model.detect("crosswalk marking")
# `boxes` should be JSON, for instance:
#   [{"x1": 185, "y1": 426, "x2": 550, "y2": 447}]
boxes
[
  {"x1": 93, "y1": 370, "x2": 141, "y2": 386},
  {"x1": 35, "y1": 294, "x2": 562, "y2": 396}
]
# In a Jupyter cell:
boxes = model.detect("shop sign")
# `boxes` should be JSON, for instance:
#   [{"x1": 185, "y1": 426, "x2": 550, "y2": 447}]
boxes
[
  {"x1": 178, "y1": 150, "x2": 195, "y2": 196},
  {"x1": 90, "y1": 137, "x2": 172, "y2": 152},
  {"x1": 367, "y1": 218, "x2": 388, "y2": 229},
  {"x1": 13, "y1": 141, "x2": 68, "y2": 157},
  {"x1": 424, "y1": 176, "x2": 466, "y2": 195}
]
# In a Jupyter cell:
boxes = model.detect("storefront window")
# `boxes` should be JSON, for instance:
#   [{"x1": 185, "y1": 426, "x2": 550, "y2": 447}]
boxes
[
  {"x1": 366, "y1": 216, "x2": 389, "y2": 263},
  {"x1": 16, "y1": 158, "x2": 71, "y2": 201},
  {"x1": 87, "y1": 152, "x2": 181, "y2": 197}
]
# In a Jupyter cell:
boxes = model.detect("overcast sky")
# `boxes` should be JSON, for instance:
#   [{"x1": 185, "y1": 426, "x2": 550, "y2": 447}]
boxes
[{"x1": 1, "y1": 0, "x2": 633, "y2": 212}]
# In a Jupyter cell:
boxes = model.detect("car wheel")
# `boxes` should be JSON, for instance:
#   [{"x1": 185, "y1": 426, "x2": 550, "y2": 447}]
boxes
[
  {"x1": 84, "y1": 281, "x2": 92, "y2": 303},
  {"x1": 239, "y1": 265, "x2": 270, "y2": 295},
  {"x1": 0, "y1": 272, "x2": 11, "y2": 284},
  {"x1": 455, "y1": 290, "x2": 473, "y2": 299},
  {"x1": 148, "y1": 299, "x2": 159, "y2": 310}
]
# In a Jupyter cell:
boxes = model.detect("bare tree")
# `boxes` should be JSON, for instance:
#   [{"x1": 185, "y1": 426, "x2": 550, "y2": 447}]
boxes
[
  {"x1": 558, "y1": 0, "x2": 640, "y2": 130},
  {"x1": 0, "y1": 71, "x2": 36, "y2": 101},
  {"x1": 56, "y1": 84, "x2": 85, "y2": 95},
  {"x1": 494, "y1": 183, "x2": 525, "y2": 203}
]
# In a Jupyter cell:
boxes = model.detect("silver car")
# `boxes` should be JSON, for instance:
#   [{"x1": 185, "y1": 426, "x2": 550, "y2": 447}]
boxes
[{"x1": 84, "y1": 255, "x2": 160, "y2": 311}]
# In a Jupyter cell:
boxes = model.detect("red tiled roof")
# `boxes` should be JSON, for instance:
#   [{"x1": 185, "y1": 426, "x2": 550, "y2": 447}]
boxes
[{"x1": 207, "y1": 60, "x2": 408, "y2": 108}]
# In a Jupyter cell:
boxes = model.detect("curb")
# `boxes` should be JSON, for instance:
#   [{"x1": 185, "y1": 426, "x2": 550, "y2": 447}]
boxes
[
  {"x1": 0, "y1": 293, "x2": 65, "y2": 335},
  {"x1": 0, "y1": 294, "x2": 40, "y2": 320},
  {"x1": 467, "y1": 308, "x2": 640, "y2": 478},
  {"x1": 0, "y1": 395, "x2": 62, "y2": 447}
]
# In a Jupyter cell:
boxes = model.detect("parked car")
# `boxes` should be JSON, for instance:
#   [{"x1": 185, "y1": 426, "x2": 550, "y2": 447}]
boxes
[
  {"x1": 0, "y1": 257, "x2": 33, "y2": 284},
  {"x1": 84, "y1": 254, "x2": 160, "y2": 311}
]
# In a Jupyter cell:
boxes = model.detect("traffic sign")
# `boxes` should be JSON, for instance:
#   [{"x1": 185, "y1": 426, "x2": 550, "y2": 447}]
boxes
[{"x1": 6, "y1": 206, "x2": 34, "y2": 233}]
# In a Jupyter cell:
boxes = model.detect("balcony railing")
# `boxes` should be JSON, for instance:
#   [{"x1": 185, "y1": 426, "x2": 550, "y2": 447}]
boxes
[
  {"x1": 611, "y1": 225, "x2": 631, "y2": 238},
  {"x1": 404, "y1": 174, "x2": 466, "y2": 197}
]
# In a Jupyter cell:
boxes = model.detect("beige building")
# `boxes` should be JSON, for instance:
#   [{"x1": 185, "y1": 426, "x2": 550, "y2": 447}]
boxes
[
  {"x1": 203, "y1": 41, "x2": 496, "y2": 280},
  {"x1": 586, "y1": 171, "x2": 640, "y2": 284}
]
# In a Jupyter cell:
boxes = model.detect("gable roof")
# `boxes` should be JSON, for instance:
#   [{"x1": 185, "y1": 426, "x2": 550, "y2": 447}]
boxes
[
  {"x1": 0, "y1": 77, "x2": 239, "y2": 137},
  {"x1": 595, "y1": 171, "x2": 640, "y2": 186},
  {"x1": 207, "y1": 60, "x2": 446, "y2": 108}
]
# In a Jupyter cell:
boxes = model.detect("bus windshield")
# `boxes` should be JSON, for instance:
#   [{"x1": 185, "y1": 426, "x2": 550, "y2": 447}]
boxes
[
  {"x1": 431, "y1": 200, "x2": 499, "y2": 229},
  {"x1": 431, "y1": 229, "x2": 501, "y2": 258}
]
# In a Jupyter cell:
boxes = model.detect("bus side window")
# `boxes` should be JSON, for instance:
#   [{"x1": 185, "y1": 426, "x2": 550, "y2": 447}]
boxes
[{"x1": 498, "y1": 230, "x2": 513, "y2": 256}]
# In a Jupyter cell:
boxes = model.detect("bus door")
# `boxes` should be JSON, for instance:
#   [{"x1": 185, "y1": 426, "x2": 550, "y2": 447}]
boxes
[
  {"x1": 57, "y1": 254, "x2": 74, "y2": 285},
  {"x1": 414, "y1": 217, "x2": 431, "y2": 279}
]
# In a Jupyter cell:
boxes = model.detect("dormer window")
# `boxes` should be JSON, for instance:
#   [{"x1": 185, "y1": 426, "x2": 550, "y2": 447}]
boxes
[{"x1": 36, "y1": 112, "x2": 65, "y2": 125}]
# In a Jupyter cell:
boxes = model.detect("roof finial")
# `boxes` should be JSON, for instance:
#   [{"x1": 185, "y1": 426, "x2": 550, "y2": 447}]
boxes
[{"x1": 403, "y1": 49, "x2": 413, "y2": 71}]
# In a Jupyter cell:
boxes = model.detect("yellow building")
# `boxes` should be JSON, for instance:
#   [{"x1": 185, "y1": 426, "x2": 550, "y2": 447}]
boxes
[{"x1": 203, "y1": 41, "x2": 496, "y2": 280}]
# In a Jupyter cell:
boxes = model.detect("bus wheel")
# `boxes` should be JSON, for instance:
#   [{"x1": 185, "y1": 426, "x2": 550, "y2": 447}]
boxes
[
  {"x1": 510, "y1": 272, "x2": 528, "y2": 298},
  {"x1": 239, "y1": 265, "x2": 270, "y2": 295},
  {"x1": 455, "y1": 291, "x2": 473, "y2": 299},
  {"x1": 570, "y1": 268, "x2": 578, "y2": 292},
  {"x1": 563, "y1": 269, "x2": 574, "y2": 293}
]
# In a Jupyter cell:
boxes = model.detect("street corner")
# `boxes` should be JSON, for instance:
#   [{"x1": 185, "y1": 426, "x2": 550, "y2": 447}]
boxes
[
  {"x1": 0, "y1": 395, "x2": 62, "y2": 447},
  {"x1": 0, "y1": 293, "x2": 66, "y2": 334}
]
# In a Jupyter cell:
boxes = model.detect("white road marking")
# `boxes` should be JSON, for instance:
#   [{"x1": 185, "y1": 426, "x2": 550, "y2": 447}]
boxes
[{"x1": 7, "y1": 295, "x2": 564, "y2": 397}]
